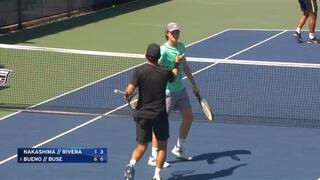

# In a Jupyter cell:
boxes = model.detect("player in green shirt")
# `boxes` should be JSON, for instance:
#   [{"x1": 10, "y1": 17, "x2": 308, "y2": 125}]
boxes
[{"x1": 148, "y1": 22, "x2": 200, "y2": 167}]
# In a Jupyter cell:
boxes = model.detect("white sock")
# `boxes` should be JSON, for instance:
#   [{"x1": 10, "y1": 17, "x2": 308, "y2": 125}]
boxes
[
  {"x1": 129, "y1": 159, "x2": 137, "y2": 166},
  {"x1": 177, "y1": 138, "x2": 185, "y2": 148},
  {"x1": 151, "y1": 146, "x2": 158, "y2": 158},
  {"x1": 296, "y1": 28, "x2": 301, "y2": 33},
  {"x1": 153, "y1": 167, "x2": 162, "y2": 178},
  {"x1": 309, "y1": 33, "x2": 315, "y2": 39}
]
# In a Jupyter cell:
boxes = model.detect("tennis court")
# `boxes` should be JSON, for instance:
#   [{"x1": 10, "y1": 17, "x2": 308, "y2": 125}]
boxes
[
  {"x1": 1, "y1": 0, "x2": 320, "y2": 179},
  {"x1": 0, "y1": 28, "x2": 320, "y2": 180}
]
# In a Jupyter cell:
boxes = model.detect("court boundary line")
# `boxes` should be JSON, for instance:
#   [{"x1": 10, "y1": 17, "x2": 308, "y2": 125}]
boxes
[
  {"x1": 225, "y1": 30, "x2": 287, "y2": 59},
  {"x1": 0, "y1": 104, "x2": 128, "y2": 165},
  {"x1": 0, "y1": 43, "x2": 145, "y2": 58},
  {"x1": 186, "y1": 29, "x2": 231, "y2": 47},
  {"x1": 185, "y1": 30, "x2": 287, "y2": 77},
  {"x1": 228, "y1": 28, "x2": 318, "y2": 32},
  {"x1": 229, "y1": 28, "x2": 289, "y2": 31},
  {"x1": 187, "y1": 57, "x2": 320, "y2": 68},
  {"x1": 0, "y1": 28, "x2": 232, "y2": 164}
]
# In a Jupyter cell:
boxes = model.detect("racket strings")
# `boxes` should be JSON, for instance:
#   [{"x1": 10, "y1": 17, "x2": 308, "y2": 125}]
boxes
[{"x1": 128, "y1": 94, "x2": 139, "y2": 109}]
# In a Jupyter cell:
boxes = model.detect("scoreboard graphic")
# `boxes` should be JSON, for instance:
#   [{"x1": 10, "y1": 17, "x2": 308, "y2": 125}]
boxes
[{"x1": 18, "y1": 147, "x2": 107, "y2": 163}]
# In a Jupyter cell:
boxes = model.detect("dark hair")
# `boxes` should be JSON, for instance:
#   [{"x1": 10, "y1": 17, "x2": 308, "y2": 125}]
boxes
[
  {"x1": 145, "y1": 54, "x2": 159, "y2": 63},
  {"x1": 145, "y1": 43, "x2": 161, "y2": 63},
  {"x1": 165, "y1": 30, "x2": 169, "y2": 40}
]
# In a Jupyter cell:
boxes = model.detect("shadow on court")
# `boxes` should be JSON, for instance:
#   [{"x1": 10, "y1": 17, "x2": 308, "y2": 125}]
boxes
[
  {"x1": 0, "y1": 0, "x2": 171, "y2": 44},
  {"x1": 169, "y1": 150, "x2": 252, "y2": 165},
  {"x1": 166, "y1": 150, "x2": 251, "y2": 179},
  {"x1": 167, "y1": 164, "x2": 247, "y2": 180}
]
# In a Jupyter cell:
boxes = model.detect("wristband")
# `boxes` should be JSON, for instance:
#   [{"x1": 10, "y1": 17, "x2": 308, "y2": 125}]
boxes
[{"x1": 173, "y1": 62, "x2": 180, "y2": 69}]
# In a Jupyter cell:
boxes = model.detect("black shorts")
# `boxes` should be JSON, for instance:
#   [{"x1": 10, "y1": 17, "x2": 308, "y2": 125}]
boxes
[
  {"x1": 134, "y1": 116, "x2": 169, "y2": 144},
  {"x1": 299, "y1": 0, "x2": 318, "y2": 12}
]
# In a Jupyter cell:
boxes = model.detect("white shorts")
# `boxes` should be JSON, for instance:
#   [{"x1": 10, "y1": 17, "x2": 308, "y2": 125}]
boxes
[{"x1": 166, "y1": 88, "x2": 191, "y2": 113}]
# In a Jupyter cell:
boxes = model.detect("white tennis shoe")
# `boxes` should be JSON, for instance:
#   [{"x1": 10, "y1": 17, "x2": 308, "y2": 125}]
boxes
[
  {"x1": 147, "y1": 156, "x2": 170, "y2": 168},
  {"x1": 171, "y1": 145, "x2": 193, "y2": 160},
  {"x1": 152, "y1": 175, "x2": 163, "y2": 180}
]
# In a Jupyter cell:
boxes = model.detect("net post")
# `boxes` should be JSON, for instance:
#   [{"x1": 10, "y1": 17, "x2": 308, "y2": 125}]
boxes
[{"x1": 17, "y1": 0, "x2": 22, "y2": 29}]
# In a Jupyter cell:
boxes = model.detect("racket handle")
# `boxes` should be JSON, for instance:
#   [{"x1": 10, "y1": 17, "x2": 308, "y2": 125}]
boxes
[
  {"x1": 114, "y1": 89, "x2": 126, "y2": 95},
  {"x1": 193, "y1": 90, "x2": 200, "y2": 98}
]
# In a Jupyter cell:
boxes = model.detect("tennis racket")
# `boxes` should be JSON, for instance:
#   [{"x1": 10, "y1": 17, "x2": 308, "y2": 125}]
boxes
[
  {"x1": 114, "y1": 89, "x2": 139, "y2": 109},
  {"x1": 194, "y1": 91, "x2": 214, "y2": 121}
]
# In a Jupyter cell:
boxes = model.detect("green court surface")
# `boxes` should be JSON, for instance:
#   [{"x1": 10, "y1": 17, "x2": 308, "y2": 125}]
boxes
[{"x1": 1, "y1": 0, "x2": 299, "y2": 52}]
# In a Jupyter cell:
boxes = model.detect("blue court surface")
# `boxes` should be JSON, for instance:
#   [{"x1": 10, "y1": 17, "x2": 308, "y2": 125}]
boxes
[{"x1": 1, "y1": 29, "x2": 320, "y2": 180}]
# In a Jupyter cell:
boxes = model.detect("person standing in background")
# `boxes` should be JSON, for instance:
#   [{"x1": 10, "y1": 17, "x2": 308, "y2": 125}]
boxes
[{"x1": 293, "y1": 0, "x2": 318, "y2": 43}]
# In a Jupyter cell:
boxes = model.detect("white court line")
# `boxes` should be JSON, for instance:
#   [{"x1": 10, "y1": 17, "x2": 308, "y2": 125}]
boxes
[
  {"x1": 229, "y1": 28, "x2": 289, "y2": 31},
  {"x1": 0, "y1": 104, "x2": 128, "y2": 165},
  {"x1": 225, "y1": 30, "x2": 287, "y2": 59},
  {"x1": 229, "y1": 28, "x2": 319, "y2": 32},
  {"x1": 0, "y1": 43, "x2": 145, "y2": 58},
  {"x1": 184, "y1": 30, "x2": 288, "y2": 77},
  {"x1": 187, "y1": 57, "x2": 320, "y2": 69},
  {"x1": 186, "y1": 29, "x2": 231, "y2": 47},
  {"x1": 0, "y1": 28, "x2": 231, "y2": 164}
]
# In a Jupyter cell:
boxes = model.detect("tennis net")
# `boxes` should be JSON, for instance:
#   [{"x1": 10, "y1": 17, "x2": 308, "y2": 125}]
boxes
[{"x1": 0, "y1": 44, "x2": 319, "y2": 128}]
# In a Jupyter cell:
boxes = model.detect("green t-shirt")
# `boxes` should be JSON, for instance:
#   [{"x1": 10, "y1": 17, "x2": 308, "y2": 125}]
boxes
[{"x1": 160, "y1": 42, "x2": 186, "y2": 92}]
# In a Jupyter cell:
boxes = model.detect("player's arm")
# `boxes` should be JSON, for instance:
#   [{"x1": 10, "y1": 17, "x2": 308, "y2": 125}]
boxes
[
  {"x1": 124, "y1": 69, "x2": 138, "y2": 98},
  {"x1": 170, "y1": 53, "x2": 184, "y2": 81},
  {"x1": 124, "y1": 83, "x2": 135, "y2": 98},
  {"x1": 183, "y1": 59, "x2": 200, "y2": 94}
]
